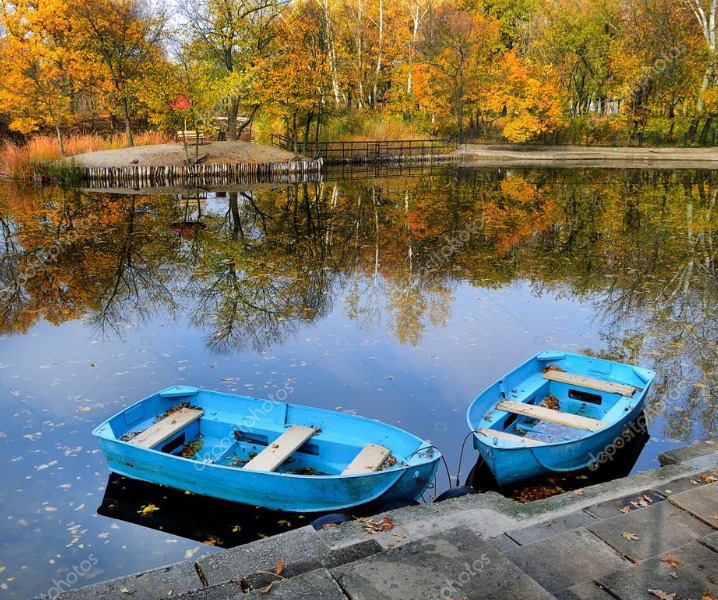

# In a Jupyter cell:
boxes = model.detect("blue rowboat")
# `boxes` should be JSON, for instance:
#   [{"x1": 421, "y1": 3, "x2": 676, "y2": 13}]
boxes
[
  {"x1": 93, "y1": 386, "x2": 440, "y2": 512},
  {"x1": 466, "y1": 351, "x2": 655, "y2": 486}
]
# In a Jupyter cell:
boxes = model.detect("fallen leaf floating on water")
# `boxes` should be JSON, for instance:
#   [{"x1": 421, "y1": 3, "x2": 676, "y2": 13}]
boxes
[
  {"x1": 619, "y1": 506, "x2": 632, "y2": 514},
  {"x1": 648, "y1": 590, "x2": 676, "y2": 600},
  {"x1": 139, "y1": 504, "x2": 159, "y2": 515},
  {"x1": 622, "y1": 532, "x2": 640, "y2": 541},
  {"x1": 661, "y1": 555, "x2": 682, "y2": 569}
]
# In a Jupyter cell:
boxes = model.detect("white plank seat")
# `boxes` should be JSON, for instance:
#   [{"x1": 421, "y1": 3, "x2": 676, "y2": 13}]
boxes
[
  {"x1": 130, "y1": 407, "x2": 204, "y2": 449},
  {"x1": 477, "y1": 427, "x2": 545, "y2": 447},
  {"x1": 342, "y1": 443, "x2": 391, "y2": 475},
  {"x1": 544, "y1": 370, "x2": 636, "y2": 397},
  {"x1": 496, "y1": 400, "x2": 606, "y2": 432},
  {"x1": 243, "y1": 425, "x2": 316, "y2": 472}
]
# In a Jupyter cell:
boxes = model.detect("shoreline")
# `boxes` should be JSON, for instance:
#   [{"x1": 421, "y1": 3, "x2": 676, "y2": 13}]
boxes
[
  {"x1": 58, "y1": 439, "x2": 718, "y2": 599},
  {"x1": 457, "y1": 144, "x2": 718, "y2": 168}
]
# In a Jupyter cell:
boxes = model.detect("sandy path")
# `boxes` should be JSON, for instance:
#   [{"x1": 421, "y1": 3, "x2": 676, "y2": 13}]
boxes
[{"x1": 71, "y1": 140, "x2": 303, "y2": 168}]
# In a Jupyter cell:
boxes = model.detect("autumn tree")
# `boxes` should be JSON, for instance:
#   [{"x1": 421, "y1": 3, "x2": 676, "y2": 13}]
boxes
[
  {"x1": 419, "y1": 3, "x2": 500, "y2": 140},
  {"x1": 0, "y1": 0, "x2": 89, "y2": 154},
  {"x1": 178, "y1": 0, "x2": 286, "y2": 141},
  {"x1": 259, "y1": 0, "x2": 331, "y2": 149},
  {"x1": 486, "y1": 51, "x2": 564, "y2": 143},
  {"x1": 71, "y1": 0, "x2": 166, "y2": 146}
]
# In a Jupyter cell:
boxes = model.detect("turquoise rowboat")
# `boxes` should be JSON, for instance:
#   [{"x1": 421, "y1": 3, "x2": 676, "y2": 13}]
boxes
[
  {"x1": 467, "y1": 351, "x2": 655, "y2": 486},
  {"x1": 93, "y1": 386, "x2": 440, "y2": 512}
]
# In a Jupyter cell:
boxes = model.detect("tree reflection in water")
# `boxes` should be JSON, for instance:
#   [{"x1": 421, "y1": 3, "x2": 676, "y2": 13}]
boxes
[{"x1": 1, "y1": 167, "x2": 717, "y2": 442}]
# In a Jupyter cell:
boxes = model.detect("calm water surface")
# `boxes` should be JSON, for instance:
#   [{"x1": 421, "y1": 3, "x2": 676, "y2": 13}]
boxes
[{"x1": 1, "y1": 166, "x2": 716, "y2": 598}]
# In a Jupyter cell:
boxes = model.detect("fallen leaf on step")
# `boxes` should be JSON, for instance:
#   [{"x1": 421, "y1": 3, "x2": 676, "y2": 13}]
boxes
[
  {"x1": 661, "y1": 555, "x2": 682, "y2": 569},
  {"x1": 276, "y1": 560, "x2": 283, "y2": 576},
  {"x1": 648, "y1": 590, "x2": 676, "y2": 600},
  {"x1": 574, "y1": 489, "x2": 585, "y2": 496},
  {"x1": 619, "y1": 506, "x2": 632, "y2": 514},
  {"x1": 622, "y1": 532, "x2": 640, "y2": 541},
  {"x1": 362, "y1": 516, "x2": 394, "y2": 534},
  {"x1": 260, "y1": 582, "x2": 274, "y2": 594},
  {"x1": 700, "y1": 474, "x2": 717, "y2": 483},
  {"x1": 119, "y1": 586, "x2": 130, "y2": 594}
]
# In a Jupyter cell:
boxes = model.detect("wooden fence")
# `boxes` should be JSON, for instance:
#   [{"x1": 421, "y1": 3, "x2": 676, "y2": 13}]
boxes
[
  {"x1": 82, "y1": 159, "x2": 323, "y2": 188},
  {"x1": 270, "y1": 134, "x2": 452, "y2": 163}
]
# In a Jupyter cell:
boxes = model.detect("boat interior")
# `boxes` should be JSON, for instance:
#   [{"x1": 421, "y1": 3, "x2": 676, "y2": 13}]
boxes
[
  {"x1": 477, "y1": 366, "x2": 645, "y2": 446},
  {"x1": 101, "y1": 388, "x2": 429, "y2": 476}
]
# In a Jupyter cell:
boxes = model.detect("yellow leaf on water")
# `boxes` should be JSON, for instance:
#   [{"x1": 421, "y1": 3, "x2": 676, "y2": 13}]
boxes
[{"x1": 140, "y1": 504, "x2": 159, "y2": 515}]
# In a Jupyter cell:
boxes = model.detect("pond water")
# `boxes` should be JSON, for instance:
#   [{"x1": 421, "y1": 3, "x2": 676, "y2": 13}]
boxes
[{"x1": 1, "y1": 166, "x2": 717, "y2": 598}]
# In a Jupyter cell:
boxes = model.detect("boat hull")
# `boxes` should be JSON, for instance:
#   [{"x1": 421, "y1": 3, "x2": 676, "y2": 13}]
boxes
[
  {"x1": 94, "y1": 387, "x2": 440, "y2": 512},
  {"x1": 476, "y1": 401, "x2": 645, "y2": 486}
]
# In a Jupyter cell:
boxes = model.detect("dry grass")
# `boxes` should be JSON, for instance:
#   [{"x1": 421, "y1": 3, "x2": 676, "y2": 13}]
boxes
[{"x1": 0, "y1": 132, "x2": 172, "y2": 180}]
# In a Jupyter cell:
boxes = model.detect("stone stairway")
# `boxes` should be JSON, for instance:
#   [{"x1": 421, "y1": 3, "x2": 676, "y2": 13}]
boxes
[{"x1": 57, "y1": 441, "x2": 718, "y2": 600}]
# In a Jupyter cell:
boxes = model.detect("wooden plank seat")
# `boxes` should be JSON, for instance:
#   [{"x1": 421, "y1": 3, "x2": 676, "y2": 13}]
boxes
[
  {"x1": 496, "y1": 400, "x2": 606, "y2": 432},
  {"x1": 243, "y1": 425, "x2": 316, "y2": 472},
  {"x1": 342, "y1": 443, "x2": 392, "y2": 475},
  {"x1": 477, "y1": 428, "x2": 545, "y2": 447},
  {"x1": 130, "y1": 407, "x2": 204, "y2": 448},
  {"x1": 544, "y1": 370, "x2": 636, "y2": 397},
  {"x1": 176, "y1": 130, "x2": 207, "y2": 144}
]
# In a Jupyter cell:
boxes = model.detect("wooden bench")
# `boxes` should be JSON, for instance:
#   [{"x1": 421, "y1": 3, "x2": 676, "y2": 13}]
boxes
[
  {"x1": 177, "y1": 130, "x2": 208, "y2": 145},
  {"x1": 544, "y1": 370, "x2": 636, "y2": 397},
  {"x1": 243, "y1": 425, "x2": 316, "y2": 472},
  {"x1": 477, "y1": 427, "x2": 545, "y2": 447},
  {"x1": 342, "y1": 444, "x2": 391, "y2": 475},
  {"x1": 129, "y1": 407, "x2": 204, "y2": 448},
  {"x1": 496, "y1": 400, "x2": 606, "y2": 432}
]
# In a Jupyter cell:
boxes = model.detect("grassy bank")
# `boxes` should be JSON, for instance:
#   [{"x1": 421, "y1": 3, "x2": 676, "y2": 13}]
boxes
[{"x1": 0, "y1": 132, "x2": 172, "y2": 181}]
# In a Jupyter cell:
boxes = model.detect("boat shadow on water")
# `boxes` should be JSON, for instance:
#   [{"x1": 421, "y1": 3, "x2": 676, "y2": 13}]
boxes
[
  {"x1": 466, "y1": 411, "x2": 650, "y2": 502},
  {"x1": 97, "y1": 473, "x2": 421, "y2": 548}
]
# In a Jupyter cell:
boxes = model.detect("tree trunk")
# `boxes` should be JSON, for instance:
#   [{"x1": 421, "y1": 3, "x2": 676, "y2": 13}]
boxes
[
  {"x1": 699, "y1": 113, "x2": 715, "y2": 145},
  {"x1": 373, "y1": 0, "x2": 383, "y2": 107},
  {"x1": 121, "y1": 97, "x2": 134, "y2": 147},
  {"x1": 55, "y1": 123, "x2": 65, "y2": 158},
  {"x1": 228, "y1": 96, "x2": 240, "y2": 141},
  {"x1": 319, "y1": 0, "x2": 343, "y2": 108}
]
